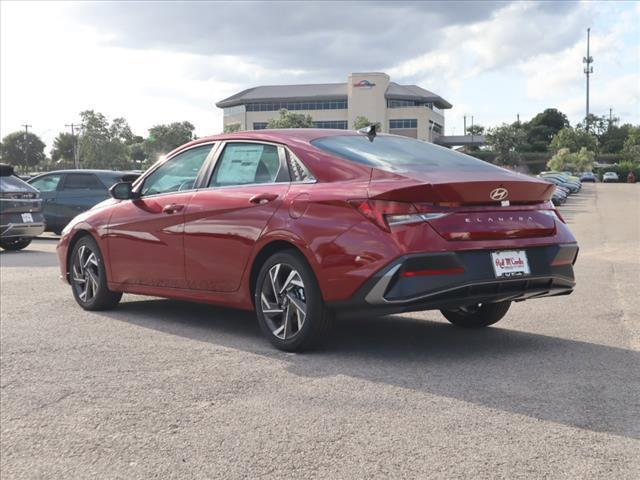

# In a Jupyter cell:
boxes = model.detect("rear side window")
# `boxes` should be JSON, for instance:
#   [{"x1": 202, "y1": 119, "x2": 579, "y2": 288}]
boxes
[
  {"x1": 311, "y1": 135, "x2": 503, "y2": 173},
  {"x1": 62, "y1": 173, "x2": 106, "y2": 191},
  {"x1": 30, "y1": 174, "x2": 63, "y2": 192},
  {"x1": 0, "y1": 175, "x2": 32, "y2": 193},
  {"x1": 210, "y1": 143, "x2": 285, "y2": 187}
]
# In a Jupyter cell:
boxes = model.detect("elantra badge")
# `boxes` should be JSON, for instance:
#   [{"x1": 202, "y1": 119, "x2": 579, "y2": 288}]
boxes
[{"x1": 490, "y1": 188, "x2": 509, "y2": 201}]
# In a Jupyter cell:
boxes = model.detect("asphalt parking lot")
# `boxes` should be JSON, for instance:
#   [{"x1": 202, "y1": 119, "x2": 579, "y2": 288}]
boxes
[{"x1": 1, "y1": 183, "x2": 639, "y2": 479}]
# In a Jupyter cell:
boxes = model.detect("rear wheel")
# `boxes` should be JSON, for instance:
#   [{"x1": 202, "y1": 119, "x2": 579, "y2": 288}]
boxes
[
  {"x1": 0, "y1": 238, "x2": 32, "y2": 251},
  {"x1": 70, "y1": 236, "x2": 122, "y2": 311},
  {"x1": 255, "y1": 251, "x2": 332, "y2": 352},
  {"x1": 441, "y1": 301, "x2": 511, "y2": 328}
]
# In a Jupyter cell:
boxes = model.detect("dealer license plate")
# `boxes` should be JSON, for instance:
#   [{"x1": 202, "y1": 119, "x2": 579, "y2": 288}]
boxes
[
  {"x1": 21, "y1": 213, "x2": 33, "y2": 223},
  {"x1": 491, "y1": 250, "x2": 530, "y2": 278}
]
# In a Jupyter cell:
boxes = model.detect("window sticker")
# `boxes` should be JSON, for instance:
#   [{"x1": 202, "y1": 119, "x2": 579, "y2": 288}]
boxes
[{"x1": 216, "y1": 144, "x2": 265, "y2": 184}]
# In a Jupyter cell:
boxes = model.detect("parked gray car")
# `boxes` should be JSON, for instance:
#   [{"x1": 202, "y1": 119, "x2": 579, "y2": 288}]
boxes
[
  {"x1": 0, "y1": 164, "x2": 45, "y2": 250},
  {"x1": 27, "y1": 170, "x2": 139, "y2": 234}
]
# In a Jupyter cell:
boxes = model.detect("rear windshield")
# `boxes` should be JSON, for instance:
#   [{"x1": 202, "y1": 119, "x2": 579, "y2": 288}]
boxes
[
  {"x1": 0, "y1": 175, "x2": 34, "y2": 193},
  {"x1": 311, "y1": 135, "x2": 501, "y2": 173}
]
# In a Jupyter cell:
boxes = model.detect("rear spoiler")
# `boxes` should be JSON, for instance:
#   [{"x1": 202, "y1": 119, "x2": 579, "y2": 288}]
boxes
[{"x1": 0, "y1": 163, "x2": 15, "y2": 177}]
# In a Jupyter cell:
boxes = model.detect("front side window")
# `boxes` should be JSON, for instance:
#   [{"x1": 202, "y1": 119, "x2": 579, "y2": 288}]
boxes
[
  {"x1": 141, "y1": 145, "x2": 213, "y2": 196},
  {"x1": 210, "y1": 143, "x2": 284, "y2": 187},
  {"x1": 62, "y1": 173, "x2": 105, "y2": 191},
  {"x1": 30, "y1": 174, "x2": 63, "y2": 192},
  {"x1": 311, "y1": 135, "x2": 504, "y2": 173}
]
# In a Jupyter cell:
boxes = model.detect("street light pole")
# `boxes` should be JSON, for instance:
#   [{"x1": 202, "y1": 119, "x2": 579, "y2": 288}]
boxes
[{"x1": 21, "y1": 124, "x2": 32, "y2": 171}]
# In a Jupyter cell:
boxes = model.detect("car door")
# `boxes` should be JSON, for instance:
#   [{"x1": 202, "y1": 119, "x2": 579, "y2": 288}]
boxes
[
  {"x1": 107, "y1": 144, "x2": 215, "y2": 289},
  {"x1": 28, "y1": 173, "x2": 64, "y2": 231},
  {"x1": 183, "y1": 141, "x2": 290, "y2": 292},
  {"x1": 56, "y1": 173, "x2": 110, "y2": 229}
]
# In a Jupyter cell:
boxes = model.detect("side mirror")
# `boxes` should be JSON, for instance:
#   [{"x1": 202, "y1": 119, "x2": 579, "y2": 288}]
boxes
[{"x1": 109, "y1": 181, "x2": 139, "y2": 200}]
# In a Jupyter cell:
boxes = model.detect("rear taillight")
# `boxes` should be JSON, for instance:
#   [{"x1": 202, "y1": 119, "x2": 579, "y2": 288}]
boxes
[{"x1": 349, "y1": 200, "x2": 448, "y2": 231}]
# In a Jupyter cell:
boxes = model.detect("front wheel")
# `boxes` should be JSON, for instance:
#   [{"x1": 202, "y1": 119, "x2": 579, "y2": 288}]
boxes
[
  {"x1": 0, "y1": 238, "x2": 32, "y2": 251},
  {"x1": 70, "y1": 236, "x2": 122, "y2": 311},
  {"x1": 255, "y1": 251, "x2": 332, "y2": 352},
  {"x1": 441, "y1": 301, "x2": 511, "y2": 328}
]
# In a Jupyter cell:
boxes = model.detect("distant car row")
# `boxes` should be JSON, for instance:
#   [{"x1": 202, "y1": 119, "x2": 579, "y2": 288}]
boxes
[
  {"x1": 537, "y1": 171, "x2": 582, "y2": 206},
  {"x1": 0, "y1": 164, "x2": 138, "y2": 250}
]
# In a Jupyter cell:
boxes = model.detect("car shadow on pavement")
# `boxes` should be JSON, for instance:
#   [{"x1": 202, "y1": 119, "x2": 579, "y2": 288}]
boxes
[{"x1": 103, "y1": 297, "x2": 640, "y2": 441}]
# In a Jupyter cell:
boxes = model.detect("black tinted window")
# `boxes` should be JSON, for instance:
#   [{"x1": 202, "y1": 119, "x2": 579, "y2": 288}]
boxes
[
  {"x1": 62, "y1": 174, "x2": 105, "y2": 191},
  {"x1": 312, "y1": 135, "x2": 502, "y2": 173}
]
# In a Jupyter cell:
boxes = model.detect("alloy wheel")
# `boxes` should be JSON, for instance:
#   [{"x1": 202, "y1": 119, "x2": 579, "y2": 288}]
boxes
[
  {"x1": 259, "y1": 263, "x2": 307, "y2": 340},
  {"x1": 72, "y1": 244, "x2": 100, "y2": 303}
]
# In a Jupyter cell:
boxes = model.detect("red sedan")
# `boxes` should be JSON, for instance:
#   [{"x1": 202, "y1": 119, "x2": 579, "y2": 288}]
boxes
[{"x1": 57, "y1": 129, "x2": 578, "y2": 351}]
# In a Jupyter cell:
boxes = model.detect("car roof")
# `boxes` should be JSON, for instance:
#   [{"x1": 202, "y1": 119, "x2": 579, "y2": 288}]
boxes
[{"x1": 168, "y1": 129, "x2": 361, "y2": 157}]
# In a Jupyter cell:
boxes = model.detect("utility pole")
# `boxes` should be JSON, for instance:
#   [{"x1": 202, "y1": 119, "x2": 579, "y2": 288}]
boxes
[
  {"x1": 517, "y1": 113, "x2": 520, "y2": 124},
  {"x1": 583, "y1": 27, "x2": 594, "y2": 130},
  {"x1": 463, "y1": 116, "x2": 467, "y2": 136},
  {"x1": 65, "y1": 123, "x2": 81, "y2": 169},
  {"x1": 21, "y1": 124, "x2": 31, "y2": 170},
  {"x1": 471, "y1": 116, "x2": 475, "y2": 142}
]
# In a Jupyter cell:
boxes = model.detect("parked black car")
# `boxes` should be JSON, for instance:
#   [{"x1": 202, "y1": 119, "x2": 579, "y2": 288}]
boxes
[
  {"x1": 27, "y1": 170, "x2": 139, "y2": 234},
  {"x1": 0, "y1": 164, "x2": 45, "y2": 250}
]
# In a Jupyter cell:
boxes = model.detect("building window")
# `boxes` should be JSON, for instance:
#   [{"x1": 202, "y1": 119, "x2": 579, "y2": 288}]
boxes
[
  {"x1": 387, "y1": 99, "x2": 420, "y2": 108},
  {"x1": 224, "y1": 105, "x2": 246, "y2": 117},
  {"x1": 428, "y1": 120, "x2": 443, "y2": 134},
  {"x1": 312, "y1": 120, "x2": 348, "y2": 129},
  {"x1": 389, "y1": 119, "x2": 417, "y2": 129},
  {"x1": 253, "y1": 122, "x2": 268, "y2": 130},
  {"x1": 246, "y1": 100, "x2": 347, "y2": 112}
]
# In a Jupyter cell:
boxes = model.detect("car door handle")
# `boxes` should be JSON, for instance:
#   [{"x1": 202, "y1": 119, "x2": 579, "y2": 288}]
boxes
[
  {"x1": 162, "y1": 204, "x2": 185, "y2": 214},
  {"x1": 249, "y1": 193, "x2": 279, "y2": 205}
]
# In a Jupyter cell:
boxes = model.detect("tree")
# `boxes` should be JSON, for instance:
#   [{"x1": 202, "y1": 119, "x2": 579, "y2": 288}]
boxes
[
  {"x1": 550, "y1": 127, "x2": 597, "y2": 153},
  {"x1": 485, "y1": 124, "x2": 526, "y2": 165},
  {"x1": 466, "y1": 124, "x2": 485, "y2": 136},
  {"x1": 51, "y1": 132, "x2": 76, "y2": 164},
  {"x1": 547, "y1": 147, "x2": 595, "y2": 173},
  {"x1": 622, "y1": 126, "x2": 640, "y2": 161},
  {"x1": 0, "y1": 131, "x2": 46, "y2": 171},
  {"x1": 599, "y1": 123, "x2": 631, "y2": 154},
  {"x1": 523, "y1": 108, "x2": 570, "y2": 152},
  {"x1": 224, "y1": 123, "x2": 241, "y2": 133},
  {"x1": 77, "y1": 110, "x2": 134, "y2": 169},
  {"x1": 353, "y1": 116, "x2": 381, "y2": 131},
  {"x1": 144, "y1": 121, "x2": 196, "y2": 162},
  {"x1": 267, "y1": 109, "x2": 314, "y2": 128}
]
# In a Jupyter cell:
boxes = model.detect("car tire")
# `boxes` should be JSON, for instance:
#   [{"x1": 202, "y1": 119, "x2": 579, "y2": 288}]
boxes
[
  {"x1": 441, "y1": 301, "x2": 511, "y2": 328},
  {"x1": 69, "y1": 236, "x2": 122, "y2": 311},
  {"x1": 0, "y1": 238, "x2": 32, "y2": 251},
  {"x1": 254, "y1": 250, "x2": 332, "y2": 352}
]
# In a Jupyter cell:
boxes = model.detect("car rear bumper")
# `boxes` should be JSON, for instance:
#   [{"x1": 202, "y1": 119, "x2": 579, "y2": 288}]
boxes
[
  {"x1": 0, "y1": 217, "x2": 45, "y2": 239},
  {"x1": 329, "y1": 243, "x2": 578, "y2": 318}
]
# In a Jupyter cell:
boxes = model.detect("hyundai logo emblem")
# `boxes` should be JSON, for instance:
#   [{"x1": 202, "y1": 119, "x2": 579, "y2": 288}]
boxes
[{"x1": 490, "y1": 188, "x2": 509, "y2": 201}]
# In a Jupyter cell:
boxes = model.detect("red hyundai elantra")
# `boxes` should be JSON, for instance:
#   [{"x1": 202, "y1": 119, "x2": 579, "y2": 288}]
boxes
[{"x1": 57, "y1": 129, "x2": 578, "y2": 351}]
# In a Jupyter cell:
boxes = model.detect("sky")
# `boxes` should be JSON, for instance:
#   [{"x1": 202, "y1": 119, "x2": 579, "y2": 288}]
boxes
[{"x1": 1, "y1": 0, "x2": 639, "y2": 151}]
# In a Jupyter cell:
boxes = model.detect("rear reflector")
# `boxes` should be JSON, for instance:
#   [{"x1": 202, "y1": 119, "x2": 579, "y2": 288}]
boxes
[{"x1": 402, "y1": 267, "x2": 465, "y2": 277}]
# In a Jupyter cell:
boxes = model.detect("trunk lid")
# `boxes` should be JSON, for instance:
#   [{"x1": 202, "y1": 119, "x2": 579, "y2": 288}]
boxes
[
  {"x1": 368, "y1": 168, "x2": 557, "y2": 240},
  {"x1": 367, "y1": 168, "x2": 555, "y2": 205}
]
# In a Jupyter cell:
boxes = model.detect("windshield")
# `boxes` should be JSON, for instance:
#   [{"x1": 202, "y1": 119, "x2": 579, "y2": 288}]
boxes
[{"x1": 311, "y1": 134, "x2": 502, "y2": 173}]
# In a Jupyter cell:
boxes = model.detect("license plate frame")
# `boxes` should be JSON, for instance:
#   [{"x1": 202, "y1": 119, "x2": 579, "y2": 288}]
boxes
[{"x1": 491, "y1": 250, "x2": 531, "y2": 278}]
